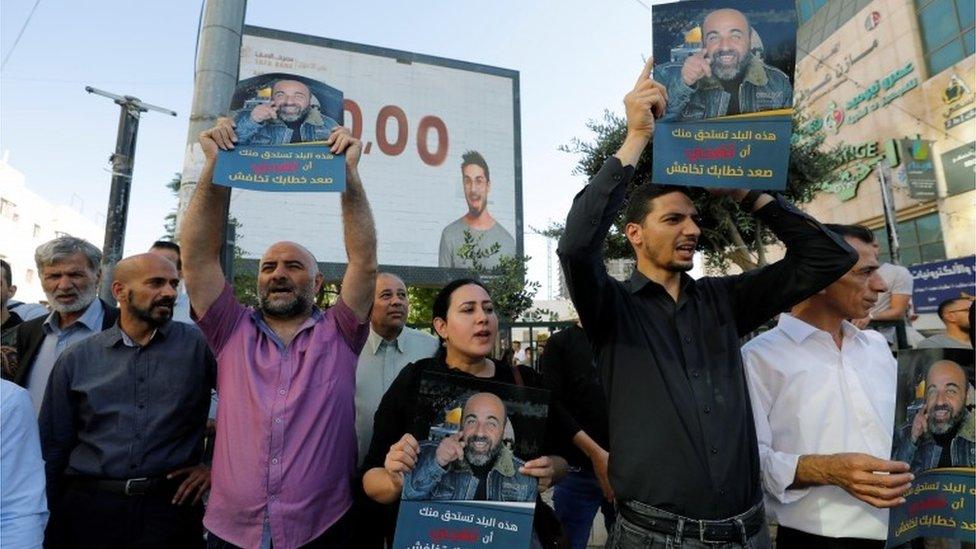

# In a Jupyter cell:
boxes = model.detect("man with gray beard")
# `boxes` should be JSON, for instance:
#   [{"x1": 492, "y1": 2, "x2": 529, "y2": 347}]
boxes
[
  {"x1": 663, "y1": 8, "x2": 793, "y2": 120},
  {"x1": 894, "y1": 360, "x2": 975, "y2": 473},
  {"x1": 403, "y1": 392, "x2": 536, "y2": 502},
  {"x1": 9, "y1": 236, "x2": 119, "y2": 414}
]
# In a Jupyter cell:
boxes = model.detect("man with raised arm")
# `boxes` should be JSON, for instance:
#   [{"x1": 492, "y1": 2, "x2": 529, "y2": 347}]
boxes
[
  {"x1": 180, "y1": 120, "x2": 377, "y2": 549},
  {"x1": 558, "y1": 59, "x2": 860, "y2": 548}
]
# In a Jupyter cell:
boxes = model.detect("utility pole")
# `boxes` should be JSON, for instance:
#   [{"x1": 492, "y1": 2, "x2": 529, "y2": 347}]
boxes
[
  {"x1": 877, "y1": 161, "x2": 901, "y2": 265},
  {"x1": 176, "y1": 0, "x2": 247, "y2": 282},
  {"x1": 86, "y1": 87, "x2": 176, "y2": 303}
]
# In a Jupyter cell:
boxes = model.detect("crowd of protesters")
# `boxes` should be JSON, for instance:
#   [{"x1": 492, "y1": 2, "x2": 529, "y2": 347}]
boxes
[{"x1": 1, "y1": 58, "x2": 973, "y2": 549}]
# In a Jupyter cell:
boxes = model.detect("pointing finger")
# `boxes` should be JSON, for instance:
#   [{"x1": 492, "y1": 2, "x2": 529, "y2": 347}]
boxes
[{"x1": 635, "y1": 57, "x2": 655, "y2": 88}]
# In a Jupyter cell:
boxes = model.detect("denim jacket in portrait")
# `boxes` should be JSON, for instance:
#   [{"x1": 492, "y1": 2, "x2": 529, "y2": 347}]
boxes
[
  {"x1": 892, "y1": 409, "x2": 976, "y2": 472},
  {"x1": 663, "y1": 54, "x2": 793, "y2": 121},
  {"x1": 403, "y1": 441, "x2": 536, "y2": 502}
]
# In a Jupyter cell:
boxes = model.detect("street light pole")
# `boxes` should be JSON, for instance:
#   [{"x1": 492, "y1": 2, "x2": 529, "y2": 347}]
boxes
[{"x1": 86, "y1": 86, "x2": 177, "y2": 303}]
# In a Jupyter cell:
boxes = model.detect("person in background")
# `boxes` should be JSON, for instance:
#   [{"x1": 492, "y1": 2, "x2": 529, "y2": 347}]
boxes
[
  {"x1": 917, "y1": 297, "x2": 973, "y2": 349},
  {"x1": 148, "y1": 240, "x2": 193, "y2": 324}
]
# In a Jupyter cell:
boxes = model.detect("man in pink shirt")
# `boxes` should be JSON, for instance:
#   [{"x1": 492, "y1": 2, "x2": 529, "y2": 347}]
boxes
[{"x1": 181, "y1": 120, "x2": 377, "y2": 548}]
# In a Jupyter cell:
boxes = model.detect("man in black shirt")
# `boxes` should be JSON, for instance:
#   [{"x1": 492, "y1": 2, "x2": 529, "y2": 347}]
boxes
[
  {"x1": 557, "y1": 59, "x2": 857, "y2": 548},
  {"x1": 1, "y1": 259, "x2": 23, "y2": 333},
  {"x1": 540, "y1": 321, "x2": 615, "y2": 549}
]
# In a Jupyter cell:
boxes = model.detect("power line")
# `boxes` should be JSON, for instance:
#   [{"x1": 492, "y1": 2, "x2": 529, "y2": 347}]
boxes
[
  {"x1": 1, "y1": 0, "x2": 43, "y2": 71},
  {"x1": 633, "y1": 0, "x2": 650, "y2": 11},
  {"x1": 796, "y1": 44, "x2": 966, "y2": 146}
]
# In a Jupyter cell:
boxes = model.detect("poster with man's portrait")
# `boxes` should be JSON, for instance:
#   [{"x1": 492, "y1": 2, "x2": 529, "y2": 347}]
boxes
[
  {"x1": 887, "y1": 348, "x2": 976, "y2": 546},
  {"x1": 213, "y1": 72, "x2": 347, "y2": 191},
  {"x1": 393, "y1": 371, "x2": 549, "y2": 548},
  {"x1": 651, "y1": 0, "x2": 796, "y2": 122}
]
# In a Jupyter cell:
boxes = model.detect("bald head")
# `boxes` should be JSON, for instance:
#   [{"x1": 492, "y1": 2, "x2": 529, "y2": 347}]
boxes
[
  {"x1": 257, "y1": 241, "x2": 322, "y2": 319},
  {"x1": 461, "y1": 392, "x2": 508, "y2": 466},
  {"x1": 702, "y1": 8, "x2": 752, "y2": 82},
  {"x1": 114, "y1": 253, "x2": 178, "y2": 284},
  {"x1": 463, "y1": 392, "x2": 507, "y2": 420},
  {"x1": 924, "y1": 360, "x2": 969, "y2": 435},
  {"x1": 112, "y1": 253, "x2": 180, "y2": 328},
  {"x1": 262, "y1": 241, "x2": 319, "y2": 275}
]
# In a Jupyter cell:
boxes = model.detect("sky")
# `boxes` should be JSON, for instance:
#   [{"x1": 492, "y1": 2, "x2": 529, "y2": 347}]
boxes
[{"x1": 1, "y1": 0, "x2": 658, "y2": 298}]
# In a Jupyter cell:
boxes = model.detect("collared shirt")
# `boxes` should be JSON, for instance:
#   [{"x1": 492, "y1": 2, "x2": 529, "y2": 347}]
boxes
[
  {"x1": 355, "y1": 326, "x2": 438, "y2": 466},
  {"x1": 742, "y1": 314, "x2": 896, "y2": 540},
  {"x1": 28, "y1": 300, "x2": 105, "y2": 415},
  {"x1": 557, "y1": 157, "x2": 857, "y2": 520},
  {"x1": 0, "y1": 380, "x2": 48, "y2": 549},
  {"x1": 197, "y1": 284, "x2": 369, "y2": 549},
  {"x1": 39, "y1": 321, "x2": 215, "y2": 501}
]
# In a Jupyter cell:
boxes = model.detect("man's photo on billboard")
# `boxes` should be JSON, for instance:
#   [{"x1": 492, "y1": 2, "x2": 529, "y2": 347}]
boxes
[
  {"x1": 401, "y1": 372, "x2": 548, "y2": 503},
  {"x1": 651, "y1": 0, "x2": 797, "y2": 121},
  {"x1": 891, "y1": 348, "x2": 975, "y2": 477},
  {"x1": 228, "y1": 72, "x2": 343, "y2": 146}
]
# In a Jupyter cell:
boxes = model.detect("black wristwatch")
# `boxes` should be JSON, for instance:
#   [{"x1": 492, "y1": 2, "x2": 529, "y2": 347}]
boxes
[{"x1": 739, "y1": 189, "x2": 764, "y2": 213}]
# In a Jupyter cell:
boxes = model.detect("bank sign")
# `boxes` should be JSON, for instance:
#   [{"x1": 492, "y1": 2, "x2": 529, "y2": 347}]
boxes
[{"x1": 909, "y1": 256, "x2": 976, "y2": 314}]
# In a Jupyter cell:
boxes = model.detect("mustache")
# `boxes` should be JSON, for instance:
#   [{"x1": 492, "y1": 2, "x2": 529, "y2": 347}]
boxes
[
  {"x1": 930, "y1": 404, "x2": 953, "y2": 414},
  {"x1": 152, "y1": 297, "x2": 175, "y2": 308}
]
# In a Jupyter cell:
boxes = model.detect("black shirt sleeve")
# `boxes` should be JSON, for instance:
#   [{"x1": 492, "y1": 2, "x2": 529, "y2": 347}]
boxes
[
  {"x1": 557, "y1": 157, "x2": 634, "y2": 346},
  {"x1": 717, "y1": 195, "x2": 858, "y2": 336}
]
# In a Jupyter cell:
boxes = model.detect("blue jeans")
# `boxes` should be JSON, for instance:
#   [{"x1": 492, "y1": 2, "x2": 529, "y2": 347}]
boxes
[{"x1": 553, "y1": 470, "x2": 616, "y2": 549}]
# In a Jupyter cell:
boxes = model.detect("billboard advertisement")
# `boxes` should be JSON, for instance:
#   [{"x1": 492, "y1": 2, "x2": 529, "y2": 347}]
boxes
[{"x1": 227, "y1": 26, "x2": 522, "y2": 283}]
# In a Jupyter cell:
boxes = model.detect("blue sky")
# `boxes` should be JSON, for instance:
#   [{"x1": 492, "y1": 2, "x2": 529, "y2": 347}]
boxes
[{"x1": 1, "y1": 0, "x2": 654, "y2": 297}]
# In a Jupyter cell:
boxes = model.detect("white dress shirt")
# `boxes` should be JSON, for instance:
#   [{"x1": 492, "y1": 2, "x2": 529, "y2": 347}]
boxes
[
  {"x1": 354, "y1": 326, "x2": 438, "y2": 465},
  {"x1": 742, "y1": 314, "x2": 896, "y2": 540}
]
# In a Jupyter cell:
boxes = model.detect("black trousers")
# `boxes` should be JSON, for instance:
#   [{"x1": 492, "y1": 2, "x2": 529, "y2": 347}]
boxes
[
  {"x1": 206, "y1": 509, "x2": 352, "y2": 549},
  {"x1": 776, "y1": 526, "x2": 885, "y2": 549},
  {"x1": 51, "y1": 481, "x2": 204, "y2": 549}
]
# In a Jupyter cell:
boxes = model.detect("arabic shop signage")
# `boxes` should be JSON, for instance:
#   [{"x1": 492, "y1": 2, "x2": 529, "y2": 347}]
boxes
[
  {"x1": 908, "y1": 255, "x2": 976, "y2": 314},
  {"x1": 941, "y1": 141, "x2": 976, "y2": 196},
  {"x1": 819, "y1": 139, "x2": 899, "y2": 201},
  {"x1": 943, "y1": 74, "x2": 975, "y2": 130},
  {"x1": 801, "y1": 62, "x2": 919, "y2": 135},
  {"x1": 899, "y1": 138, "x2": 937, "y2": 199}
]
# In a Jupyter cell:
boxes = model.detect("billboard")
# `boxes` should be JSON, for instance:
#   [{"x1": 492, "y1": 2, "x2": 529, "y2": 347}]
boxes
[{"x1": 229, "y1": 26, "x2": 522, "y2": 284}]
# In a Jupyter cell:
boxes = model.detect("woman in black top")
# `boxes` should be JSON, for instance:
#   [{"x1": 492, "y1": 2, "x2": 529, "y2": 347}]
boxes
[{"x1": 360, "y1": 279, "x2": 572, "y2": 536}]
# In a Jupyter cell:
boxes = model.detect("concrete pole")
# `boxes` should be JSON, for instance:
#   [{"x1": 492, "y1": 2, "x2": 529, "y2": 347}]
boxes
[{"x1": 175, "y1": 0, "x2": 247, "y2": 281}]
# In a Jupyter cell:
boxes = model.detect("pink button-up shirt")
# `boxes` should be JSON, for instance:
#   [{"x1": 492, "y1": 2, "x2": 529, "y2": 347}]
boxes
[{"x1": 197, "y1": 284, "x2": 368, "y2": 549}]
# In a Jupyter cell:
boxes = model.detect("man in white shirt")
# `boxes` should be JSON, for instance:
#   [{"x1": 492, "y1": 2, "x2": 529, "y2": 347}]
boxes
[{"x1": 743, "y1": 224, "x2": 914, "y2": 547}]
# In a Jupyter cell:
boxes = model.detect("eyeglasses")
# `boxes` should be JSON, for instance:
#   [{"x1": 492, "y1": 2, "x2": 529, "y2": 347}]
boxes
[{"x1": 945, "y1": 308, "x2": 971, "y2": 314}]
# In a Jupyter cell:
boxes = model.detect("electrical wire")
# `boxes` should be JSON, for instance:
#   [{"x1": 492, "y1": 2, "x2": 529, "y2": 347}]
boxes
[{"x1": 2, "y1": 0, "x2": 43, "y2": 71}]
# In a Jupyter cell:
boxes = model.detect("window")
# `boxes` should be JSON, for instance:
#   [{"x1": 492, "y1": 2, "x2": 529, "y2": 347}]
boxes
[
  {"x1": 916, "y1": 0, "x2": 975, "y2": 76},
  {"x1": 797, "y1": 0, "x2": 829, "y2": 25},
  {"x1": 0, "y1": 198, "x2": 16, "y2": 220},
  {"x1": 872, "y1": 213, "x2": 946, "y2": 266}
]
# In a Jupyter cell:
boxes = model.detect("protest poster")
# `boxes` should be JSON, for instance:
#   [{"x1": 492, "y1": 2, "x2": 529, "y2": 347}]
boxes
[
  {"x1": 213, "y1": 72, "x2": 347, "y2": 191},
  {"x1": 887, "y1": 348, "x2": 976, "y2": 546},
  {"x1": 392, "y1": 371, "x2": 549, "y2": 548},
  {"x1": 650, "y1": 0, "x2": 797, "y2": 190}
]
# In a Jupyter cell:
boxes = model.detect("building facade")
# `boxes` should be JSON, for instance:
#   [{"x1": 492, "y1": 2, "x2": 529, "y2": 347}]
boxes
[
  {"x1": 795, "y1": 0, "x2": 974, "y2": 329},
  {"x1": 0, "y1": 153, "x2": 104, "y2": 304}
]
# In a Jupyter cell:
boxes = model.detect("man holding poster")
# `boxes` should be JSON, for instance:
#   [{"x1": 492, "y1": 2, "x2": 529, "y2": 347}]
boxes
[
  {"x1": 180, "y1": 119, "x2": 377, "y2": 549},
  {"x1": 558, "y1": 58, "x2": 856, "y2": 548}
]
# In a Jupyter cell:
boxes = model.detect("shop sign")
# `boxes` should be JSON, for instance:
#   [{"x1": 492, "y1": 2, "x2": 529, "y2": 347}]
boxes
[
  {"x1": 819, "y1": 139, "x2": 899, "y2": 201},
  {"x1": 899, "y1": 138, "x2": 937, "y2": 199},
  {"x1": 940, "y1": 141, "x2": 976, "y2": 196}
]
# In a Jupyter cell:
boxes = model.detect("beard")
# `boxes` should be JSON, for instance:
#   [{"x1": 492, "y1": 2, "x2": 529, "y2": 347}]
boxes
[
  {"x1": 464, "y1": 435, "x2": 502, "y2": 467},
  {"x1": 258, "y1": 279, "x2": 315, "y2": 319},
  {"x1": 278, "y1": 104, "x2": 310, "y2": 123},
  {"x1": 128, "y1": 291, "x2": 175, "y2": 327},
  {"x1": 710, "y1": 49, "x2": 750, "y2": 81},
  {"x1": 666, "y1": 260, "x2": 695, "y2": 272},
  {"x1": 46, "y1": 283, "x2": 98, "y2": 315},
  {"x1": 927, "y1": 404, "x2": 966, "y2": 435},
  {"x1": 466, "y1": 197, "x2": 486, "y2": 217}
]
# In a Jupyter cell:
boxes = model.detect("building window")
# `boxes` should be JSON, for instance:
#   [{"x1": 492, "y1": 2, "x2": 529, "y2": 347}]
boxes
[
  {"x1": 915, "y1": 0, "x2": 975, "y2": 76},
  {"x1": 797, "y1": 0, "x2": 828, "y2": 25},
  {"x1": 0, "y1": 198, "x2": 16, "y2": 220},
  {"x1": 872, "y1": 213, "x2": 947, "y2": 266}
]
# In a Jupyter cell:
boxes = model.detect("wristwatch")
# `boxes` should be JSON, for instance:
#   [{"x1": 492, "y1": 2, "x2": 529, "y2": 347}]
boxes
[{"x1": 739, "y1": 189, "x2": 764, "y2": 213}]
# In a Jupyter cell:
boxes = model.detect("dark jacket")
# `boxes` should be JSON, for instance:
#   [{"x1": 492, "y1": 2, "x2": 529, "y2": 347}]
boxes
[
  {"x1": 893, "y1": 409, "x2": 976, "y2": 473},
  {"x1": 404, "y1": 441, "x2": 536, "y2": 502},
  {"x1": 662, "y1": 54, "x2": 793, "y2": 121},
  {"x1": 8, "y1": 300, "x2": 119, "y2": 387}
]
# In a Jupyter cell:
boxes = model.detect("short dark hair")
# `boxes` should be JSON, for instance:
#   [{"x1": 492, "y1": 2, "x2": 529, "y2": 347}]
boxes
[
  {"x1": 824, "y1": 224, "x2": 874, "y2": 245},
  {"x1": 624, "y1": 184, "x2": 693, "y2": 225},
  {"x1": 0, "y1": 259, "x2": 11, "y2": 287},
  {"x1": 937, "y1": 297, "x2": 968, "y2": 321},
  {"x1": 461, "y1": 150, "x2": 490, "y2": 182},
  {"x1": 150, "y1": 240, "x2": 181, "y2": 270}
]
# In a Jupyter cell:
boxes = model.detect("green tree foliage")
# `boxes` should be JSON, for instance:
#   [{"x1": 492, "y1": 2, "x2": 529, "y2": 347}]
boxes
[{"x1": 553, "y1": 109, "x2": 841, "y2": 273}]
